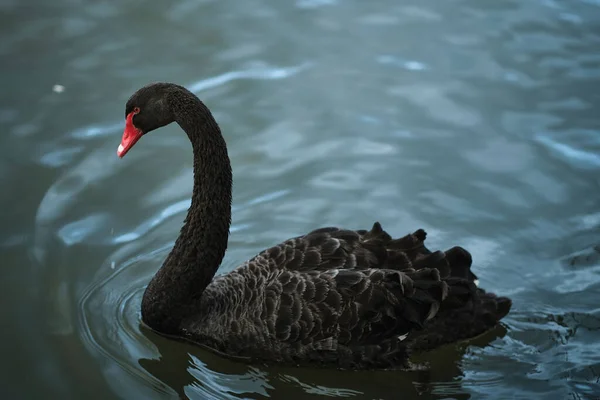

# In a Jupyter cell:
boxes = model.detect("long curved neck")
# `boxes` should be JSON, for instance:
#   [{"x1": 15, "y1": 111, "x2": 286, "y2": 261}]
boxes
[{"x1": 141, "y1": 89, "x2": 232, "y2": 333}]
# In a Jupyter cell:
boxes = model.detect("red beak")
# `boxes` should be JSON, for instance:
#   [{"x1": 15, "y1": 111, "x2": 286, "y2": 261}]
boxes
[{"x1": 118, "y1": 111, "x2": 143, "y2": 158}]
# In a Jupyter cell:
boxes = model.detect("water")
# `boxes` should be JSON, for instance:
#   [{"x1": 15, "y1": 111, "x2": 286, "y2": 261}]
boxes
[{"x1": 2, "y1": 0, "x2": 600, "y2": 398}]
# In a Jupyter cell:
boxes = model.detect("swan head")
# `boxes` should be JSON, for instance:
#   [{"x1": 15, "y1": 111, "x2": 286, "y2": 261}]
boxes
[{"x1": 118, "y1": 83, "x2": 177, "y2": 158}]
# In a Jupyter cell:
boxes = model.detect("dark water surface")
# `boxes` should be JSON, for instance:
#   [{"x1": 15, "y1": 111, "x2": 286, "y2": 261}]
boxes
[{"x1": 2, "y1": 0, "x2": 600, "y2": 399}]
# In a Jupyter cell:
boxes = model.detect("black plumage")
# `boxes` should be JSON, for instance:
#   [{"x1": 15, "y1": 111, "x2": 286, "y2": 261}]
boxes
[{"x1": 118, "y1": 82, "x2": 512, "y2": 369}]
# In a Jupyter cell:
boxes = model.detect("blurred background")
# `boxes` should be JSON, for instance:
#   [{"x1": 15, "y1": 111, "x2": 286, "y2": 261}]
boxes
[{"x1": 2, "y1": 0, "x2": 600, "y2": 399}]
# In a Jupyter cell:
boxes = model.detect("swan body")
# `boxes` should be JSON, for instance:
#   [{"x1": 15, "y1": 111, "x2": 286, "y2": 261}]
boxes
[{"x1": 118, "y1": 83, "x2": 511, "y2": 369}]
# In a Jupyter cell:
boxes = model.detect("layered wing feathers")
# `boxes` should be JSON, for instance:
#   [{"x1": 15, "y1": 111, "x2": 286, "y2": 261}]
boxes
[
  {"x1": 242, "y1": 223, "x2": 456, "y2": 362},
  {"x1": 195, "y1": 222, "x2": 510, "y2": 368}
]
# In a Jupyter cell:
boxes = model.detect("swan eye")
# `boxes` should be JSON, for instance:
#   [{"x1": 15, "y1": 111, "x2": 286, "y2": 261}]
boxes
[{"x1": 133, "y1": 107, "x2": 140, "y2": 114}]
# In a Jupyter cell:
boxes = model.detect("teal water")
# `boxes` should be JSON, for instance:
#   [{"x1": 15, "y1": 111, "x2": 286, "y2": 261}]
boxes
[{"x1": 1, "y1": 0, "x2": 600, "y2": 399}]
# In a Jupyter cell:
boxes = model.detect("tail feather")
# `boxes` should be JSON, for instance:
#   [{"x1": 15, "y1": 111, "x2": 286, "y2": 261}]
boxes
[
  {"x1": 402, "y1": 268, "x2": 448, "y2": 328},
  {"x1": 367, "y1": 223, "x2": 511, "y2": 350},
  {"x1": 387, "y1": 229, "x2": 429, "y2": 257},
  {"x1": 407, "y1": 283, "x2": 512, "y2": 353},
  {"x1": 479, "y1": 290, "x2": 512, "y2": 322},
  {"x1": 444, "y1": 246, "x2": 477, "y2": 282},
  {"x1": 412, "y1": 250, "x2": 451, "y2": 278},
  {"x1": 441, "y1": 277, "x2": 477, "y2": 309}
]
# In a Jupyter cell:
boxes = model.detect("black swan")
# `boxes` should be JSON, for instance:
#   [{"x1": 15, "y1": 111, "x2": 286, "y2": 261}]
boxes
[{"x1": 117, "y1": 82, "x2": 512, "y2": 369}]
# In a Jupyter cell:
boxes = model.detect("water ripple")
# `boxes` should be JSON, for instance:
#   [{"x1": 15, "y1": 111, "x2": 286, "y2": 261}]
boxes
[
  {"x1": 535, "y1": 133, "x2": 600, "y2": 169},
  {"x1": 9, "y1": 0, "x2": 600, "y2": 398}
]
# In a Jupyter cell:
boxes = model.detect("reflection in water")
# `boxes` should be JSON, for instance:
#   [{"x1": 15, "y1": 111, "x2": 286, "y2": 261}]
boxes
[
  {"x1": 138, "y1": 318, "x2": 508, "y2": 399},
  {"x1": 139, "y1": 328, "x2": 273, "y2": 400},
  {"x1": 2, "y1": 0, "x2": 600, "y2": 398}
]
